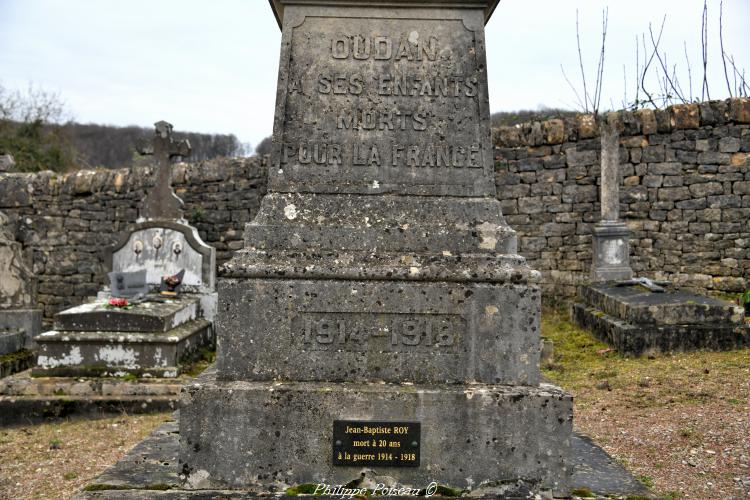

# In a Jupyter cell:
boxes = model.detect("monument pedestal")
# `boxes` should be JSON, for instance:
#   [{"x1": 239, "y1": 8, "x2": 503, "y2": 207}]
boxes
[
  {"x1": 181, "y1": 373, "x2": 571, "y2": 493},
  {"x1": 590, "y1": 221, "x2": 633, "y2": 282}
]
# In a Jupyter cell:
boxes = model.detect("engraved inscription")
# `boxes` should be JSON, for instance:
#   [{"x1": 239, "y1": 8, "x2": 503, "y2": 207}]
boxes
[
  {"x1": 293, "y1": 312, "x2": 463, "y2": 352},
  {"x1": 275, "y1": 16, "x2": 493, "y2": 195}
]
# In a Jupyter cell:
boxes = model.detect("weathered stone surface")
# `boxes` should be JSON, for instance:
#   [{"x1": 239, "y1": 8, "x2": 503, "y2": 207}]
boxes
[
  {"x1": 217, "y1": 279, "x2": 540, "y2": 385},
  {"x1": 591, "y1": 222, "x2": 633, "y2": 282},
  {"x1": 53, "y1": 296, "x2": 200, "y2": 333},
  {"x1": 137, "y1": 121, "x2": 192, "y2": 221},
  {"x1": 0, "y1": 211, "x2": 36, "y2": 309},
  {"x1": 670, "y1": 103, "x2": 700, "y2": 129},
  {"x1": 268, "y1": 3, "x2": 496, "y2": 197},
  {"x1": 730, "y1": 97, "x2": 750, "y2": 123},
  {"x1": 577, "y1": 114, "x2": 598, "y2": 138},
  {"x1": 580, "y1": 283, "x2": 744, "y2": 326},
  {"x1": 571, "y1": 301, "x2": 748, "y2": 356},
  {"x1": 180, "y1": 371, "x2": 572, "y2": 494},
  {"x1": 33, "y1": 319, "x2": 212, "y2": 377},
  {"x1": 180, "y1": 0, "x2": 571, "y2": 494},
  {"x1": 0, "y1": 329, "x2": 25, "y2": 356},
  {"x1": 110, "y1": 221, "x2": 216, "y2": 292},
  {"x1": 0, "y1": 154, "x2": 14, "y2": 172},
  {"x1": 75, "y1": 413, "x2": 648, "y2": 499},
  {"x1": 0, "y1": 309, "x2": 42, "y2": 348}
]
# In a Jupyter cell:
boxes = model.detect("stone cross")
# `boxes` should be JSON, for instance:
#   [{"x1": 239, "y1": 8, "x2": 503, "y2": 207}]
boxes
[{"x1": 137, "y1": 121, "x2": 191, "y2": 221}]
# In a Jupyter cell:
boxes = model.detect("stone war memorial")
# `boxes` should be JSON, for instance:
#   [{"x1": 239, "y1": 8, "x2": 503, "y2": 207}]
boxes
[{"x1": 178, "y1": 0, "x2": 573, "y2": 495}]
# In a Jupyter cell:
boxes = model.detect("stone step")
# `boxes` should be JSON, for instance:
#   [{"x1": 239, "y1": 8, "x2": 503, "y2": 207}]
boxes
[
  {"x1": 53, "y1": 295, "x2": 200, "y2": 333},
  {"x1": 0, "y1": 396, "x2": 177, "y2": 426},
  {"x1": 33, "y1": 318, "x2": 213, "y2": 378}
]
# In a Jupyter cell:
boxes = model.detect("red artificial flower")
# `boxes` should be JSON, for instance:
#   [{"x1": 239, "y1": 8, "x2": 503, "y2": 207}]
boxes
[{"x1": 108, "y1": 297, "x2": 129, "y2": 307}]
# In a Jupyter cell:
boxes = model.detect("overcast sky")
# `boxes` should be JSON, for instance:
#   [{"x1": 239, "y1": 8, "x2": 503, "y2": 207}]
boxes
[{"x1": 1, "y1": 0, "x2": 748, "y2": 150}]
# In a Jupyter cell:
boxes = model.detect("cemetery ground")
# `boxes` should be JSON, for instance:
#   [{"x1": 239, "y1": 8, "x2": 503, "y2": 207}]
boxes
[{"x1": 0, "y1": 310, "x2": 747, "y2": 499}]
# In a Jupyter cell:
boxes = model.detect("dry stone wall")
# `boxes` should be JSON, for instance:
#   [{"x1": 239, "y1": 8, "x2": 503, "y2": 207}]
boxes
[
  {"x1": 0, "y1": 157, "x2": 267, "y2": 319},
  {"x1": 493, "y1": 98, "x2": 750, "y2": 298},
  {"x1": 1, "y1": 99, "x2": 749, "y2": 320}
]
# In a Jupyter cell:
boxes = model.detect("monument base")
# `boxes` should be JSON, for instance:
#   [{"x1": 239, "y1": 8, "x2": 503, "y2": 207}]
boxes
[
  {"x1": 590, "y1": 222, "x2": 633, "y2": 282},
  {"x1": 179, "y1": 371, "x2": 572, "y2": 495},
  {"x1": 74, "y1": 413, "x2": 653, "y2": 499},
  {"x1": 571, "y1": 283, "x2": 749, "y2": 355}
]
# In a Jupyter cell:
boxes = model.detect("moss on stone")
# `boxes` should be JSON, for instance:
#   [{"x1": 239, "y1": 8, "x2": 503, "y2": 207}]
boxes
[
  {"x1": 0, "y1": 348, "x2": 32, "y2": 364},
  {"x1": 285, "y1": 483, "x2": 320, "y2": 495},
  {"x1": 83, "y1": 483, "x2": 133, "y2": 491},
  {"x1": 570, "y1": 486, "x2": 595, "y2": 497},
  {"x1": 434, "y1": 484, "x2": 463, "y2": 496}
]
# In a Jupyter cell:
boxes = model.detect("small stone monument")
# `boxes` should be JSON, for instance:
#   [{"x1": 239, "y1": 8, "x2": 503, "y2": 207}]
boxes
[
  {"x1": 33, "y1": 122, "x2": 217, "y2": 377},
  {"x1": 180, "y1": 1, "x2": 572, "y2": 495},
  {"x1": 573, "y1": 120, "x2": 748, "y2": 355},
  {"x1": 590, "y1": 120, "x2": 633, "y2": 282},
  {"x1": 0, "y1": 211, "x2": 42, "y2": 359}
]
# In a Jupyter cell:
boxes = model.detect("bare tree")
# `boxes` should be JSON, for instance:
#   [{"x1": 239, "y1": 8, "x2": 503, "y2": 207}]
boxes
[{"x1": 562, "y1": 8, "x2": 609, "y2": 116}]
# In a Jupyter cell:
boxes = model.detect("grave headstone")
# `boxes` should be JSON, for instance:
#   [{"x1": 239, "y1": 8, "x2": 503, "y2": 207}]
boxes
[
  {"x1": 0, "y1": 211, "x2": 42, "y2": 356},
  {"x1": 179, "y1": 1, "x2": 572, "y2": 495},
  {"x1": 32, "y1": 123, "x2": 216, "y2": 377}
]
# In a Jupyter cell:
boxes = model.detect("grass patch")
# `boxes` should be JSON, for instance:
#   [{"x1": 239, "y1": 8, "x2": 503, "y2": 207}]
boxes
[
  {"x1": 181, "y1": 348, "x2": 216, "y2": 377},
  {"x1": 541, "y1": 305, "x2": 750, "y2": 407}
]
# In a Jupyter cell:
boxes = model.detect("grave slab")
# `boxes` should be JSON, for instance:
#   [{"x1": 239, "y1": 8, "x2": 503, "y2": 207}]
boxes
[
  {"x1": 572, "y1": 283, "x2": 749, "y2": 355},
  {"x1": 33, "y1": 319, "x2": 212, "y2": 378},
  {"x1": 54, "y1": 297, "x2": 200, "y2": 333}
]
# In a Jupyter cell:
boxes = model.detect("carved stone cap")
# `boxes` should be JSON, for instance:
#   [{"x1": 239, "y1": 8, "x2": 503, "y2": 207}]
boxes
[{"x1": 269, "y1": 0, "x2": 501, "y2": 29}]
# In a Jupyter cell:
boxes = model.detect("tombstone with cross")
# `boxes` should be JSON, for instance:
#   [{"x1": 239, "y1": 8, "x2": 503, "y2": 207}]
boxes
[
  {"x1": 32, "y1": 121, "x2": 217, "y2": 378},
  {"x1": 137, "y1": 120, "x2": 191, "y2": 221}
]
